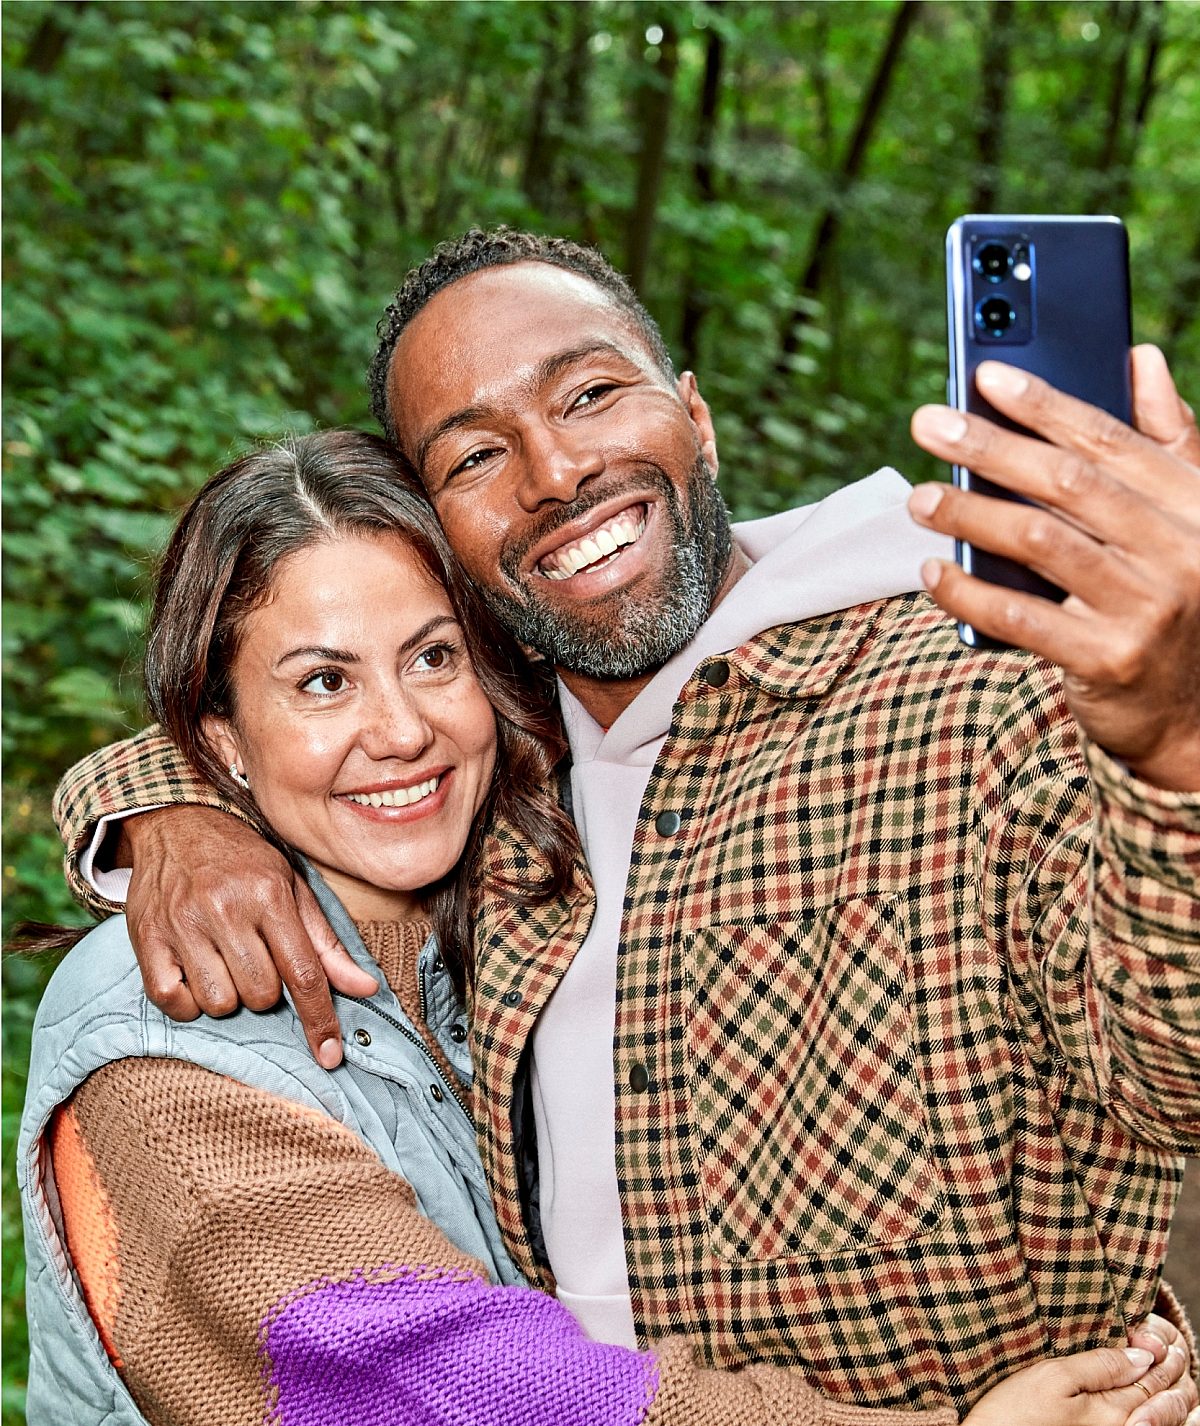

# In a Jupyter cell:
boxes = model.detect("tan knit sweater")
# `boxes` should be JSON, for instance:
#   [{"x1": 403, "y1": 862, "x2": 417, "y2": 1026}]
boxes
[{"x1": 51, "y1": 920, "x2": 957, "y2": 1426}]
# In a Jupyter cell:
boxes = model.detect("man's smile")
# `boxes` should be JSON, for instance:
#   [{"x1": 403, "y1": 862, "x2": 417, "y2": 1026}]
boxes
[{"x1": 537, "y1": 502, "x2": 648, "y2": 581}]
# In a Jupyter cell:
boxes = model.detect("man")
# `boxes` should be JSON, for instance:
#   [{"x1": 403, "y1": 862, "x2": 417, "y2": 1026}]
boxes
[{"x1": 56, "y1": 229, "x2": 1200, "y2": 1414}]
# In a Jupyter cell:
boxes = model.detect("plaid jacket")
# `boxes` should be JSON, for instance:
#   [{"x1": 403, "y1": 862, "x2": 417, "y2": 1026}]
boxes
[{"x1": 56, "y1": 593, "x2": 1200, "y2": 1413}]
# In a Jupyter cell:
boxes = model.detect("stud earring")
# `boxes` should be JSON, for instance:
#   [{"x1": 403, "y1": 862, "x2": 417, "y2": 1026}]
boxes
[{"x1": 229, "y1": 764, "x2": 249, "y2": 789}]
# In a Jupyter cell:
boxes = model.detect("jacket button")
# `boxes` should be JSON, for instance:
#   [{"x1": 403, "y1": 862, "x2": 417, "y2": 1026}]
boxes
[
  {"x1": 502, "y1": 989, "x2": 523, "y2": 1008},
  {"x1": 704, "y1": 659, "x2": 730, "y2": 688},
  {"x1": 429, "y1": 1084, "x2": 444, "y2": 1103},
  {"x1": 629, "y1": 1063, "x2": 650, "y2": 1092},
  {"x1": 353, "y1": 1028, "x2": 372, "y2": 1047},
  {"x1": 655, "y1": 810, "x2": 681, "y2": 837},
  {"x1": 449, "y1": 1022, "x2": 467, "y2": 1043}
]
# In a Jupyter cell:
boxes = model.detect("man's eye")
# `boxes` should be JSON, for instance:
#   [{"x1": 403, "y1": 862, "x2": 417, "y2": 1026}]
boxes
[
  {"x1": 300, "y1": 670, "x2": 347, "y2": 695},
  {"x1": 450, "y1": 446, "x2": 502, "y2": 478},
  {"x1": 571, "y1": 383, "x2": 616, "y2": 411}
]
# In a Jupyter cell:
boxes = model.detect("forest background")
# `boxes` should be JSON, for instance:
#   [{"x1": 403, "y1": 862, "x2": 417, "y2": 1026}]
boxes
[{"x1": 3, "y1": 1, "x2": 1199, "y2": 1419}]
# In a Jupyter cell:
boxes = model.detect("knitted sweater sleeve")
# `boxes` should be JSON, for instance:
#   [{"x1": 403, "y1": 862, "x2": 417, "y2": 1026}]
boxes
[{"x1": 54, "y1": 1057, "x2": 957, "y2": 1426}]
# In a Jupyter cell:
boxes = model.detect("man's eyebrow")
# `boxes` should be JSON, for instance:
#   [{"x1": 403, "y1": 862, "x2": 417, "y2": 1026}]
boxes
[{"x1": 415, "y1": 342, "x2": 635, "y2": 474}]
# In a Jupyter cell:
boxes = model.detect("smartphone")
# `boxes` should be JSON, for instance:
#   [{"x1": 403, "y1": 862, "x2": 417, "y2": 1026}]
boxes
[{"x1": 945, "y1": 214, "x2": 1132, "y2": 648}]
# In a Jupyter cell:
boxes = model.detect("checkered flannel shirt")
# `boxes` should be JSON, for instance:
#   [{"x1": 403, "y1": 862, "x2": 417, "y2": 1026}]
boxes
[{"x1": 56, "y1": 593, "x2": 1200, "y2": 1413}]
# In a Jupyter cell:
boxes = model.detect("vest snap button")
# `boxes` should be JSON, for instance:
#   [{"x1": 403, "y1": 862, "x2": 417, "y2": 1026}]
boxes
[
  {"x1": 629, "y1": 1063, "x2": 650, "y2": 1093},
  {"x1": 655, "y1": 810, "x2": 681, "y2": 837},
  {"x1": 502, "y1": 989, "x2": 523, "y2": 1008},
  {"x1": 353, "y1": 1028, "x2": 372, "y2": 1047},
  {"x1": 704, "y1": 659, "x2": 730, "y2": 688}
]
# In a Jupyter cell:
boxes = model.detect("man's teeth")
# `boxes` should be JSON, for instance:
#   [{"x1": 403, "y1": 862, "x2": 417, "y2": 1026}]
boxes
[
  {"x1": 345, "y1": 777, "x2": 440, "y2": 809},
  {"x1": 540, "y1": 509, "x2": 645, "y2": 580}
]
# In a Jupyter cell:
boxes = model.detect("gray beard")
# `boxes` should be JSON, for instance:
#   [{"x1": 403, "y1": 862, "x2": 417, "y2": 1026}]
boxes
[{"x1": 477, "y1": 456, "x2": 733, "y2": 681}]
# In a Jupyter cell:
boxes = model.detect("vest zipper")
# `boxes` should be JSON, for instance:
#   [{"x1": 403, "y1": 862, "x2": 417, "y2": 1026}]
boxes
[{"x1": 333, "y1": 991, "x2": 474, "y2": 1125}]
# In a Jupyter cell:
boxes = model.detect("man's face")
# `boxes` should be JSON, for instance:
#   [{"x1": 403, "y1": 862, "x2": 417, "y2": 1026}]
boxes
[{"x1": 386, "y1": 263, "x2": 733, "y2": 682}]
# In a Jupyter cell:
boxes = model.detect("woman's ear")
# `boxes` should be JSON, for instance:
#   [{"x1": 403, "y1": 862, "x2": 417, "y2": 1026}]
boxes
[{"x1": 202, "y1": 714, "x2": 244, "y2": 783}]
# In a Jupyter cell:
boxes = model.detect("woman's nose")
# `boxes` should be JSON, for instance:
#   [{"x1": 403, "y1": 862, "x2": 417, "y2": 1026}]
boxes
[{"x1": 359, "y1": 690, "x2": 433, "y2": 761}]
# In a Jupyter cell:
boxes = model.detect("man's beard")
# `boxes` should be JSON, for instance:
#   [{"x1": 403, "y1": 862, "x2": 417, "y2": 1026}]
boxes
[{"x1": 475, "y1": 454, "x2": 733, "y2": 681}]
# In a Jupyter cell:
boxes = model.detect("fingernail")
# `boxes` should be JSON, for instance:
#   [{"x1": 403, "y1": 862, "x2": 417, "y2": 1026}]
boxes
[
  {"x1": 921, "y1": 559, "x2": 943, "y2": 591},
  {"x1": 1125, "y1": 1347, "x2": 1155, "y2": 1367},
  {"x1": 977, "y1": 362, "x2": 1028, "y2": 396},
  {"x1": 318, "y1": 1037, "x2": 343, "y2": 1069},
  {"x1": 909, "y1": 484, "x2": 945, "y2": 519},
  {"x1": 915, "y1": 407, "x2": 968, "y2": 443}
]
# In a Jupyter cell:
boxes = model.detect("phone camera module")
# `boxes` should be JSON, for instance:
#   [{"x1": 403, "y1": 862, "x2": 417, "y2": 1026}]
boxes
[
  {"x1": 973, "y1": 242, "x2": 1013, "y2": 282},
  {"x1": 975, "y1": 296, "x2": 1016, "y2": 336}
]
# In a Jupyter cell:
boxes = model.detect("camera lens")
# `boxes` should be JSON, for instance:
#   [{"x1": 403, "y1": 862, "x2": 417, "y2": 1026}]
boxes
[
  {"x1": 976, "y1": 297, "x2": 1016, "y2": 335},
  {"x1": 973, "y1": 242, "x2": 1012, "y2": 282}
]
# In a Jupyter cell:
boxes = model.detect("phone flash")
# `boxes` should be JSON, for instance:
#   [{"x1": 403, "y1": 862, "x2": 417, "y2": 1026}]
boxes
[{"x1": 1013, "y1": 260, "x2": 1032, "y2": 282}]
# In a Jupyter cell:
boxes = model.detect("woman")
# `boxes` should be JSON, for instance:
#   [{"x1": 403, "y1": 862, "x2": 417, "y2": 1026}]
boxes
[{"x1": 19, "y1": 431, "x2": 1189, "y2": 1426}]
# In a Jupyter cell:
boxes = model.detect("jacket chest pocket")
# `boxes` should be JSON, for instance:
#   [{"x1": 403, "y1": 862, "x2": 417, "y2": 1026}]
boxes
[{"x1": 685, "y1": 897, "x2": 944, "y2": 1262}]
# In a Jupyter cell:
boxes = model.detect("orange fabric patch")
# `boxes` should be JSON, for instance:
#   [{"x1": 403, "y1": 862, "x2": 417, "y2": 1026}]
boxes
[{"x1": 49, "y1": 1103, "x2": 124, "y2": 1368}]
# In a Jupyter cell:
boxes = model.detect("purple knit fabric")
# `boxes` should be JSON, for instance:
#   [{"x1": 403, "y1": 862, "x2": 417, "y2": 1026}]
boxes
[{"x1": 259, "y1": 1264, "x2": 660, "y2": 1426}]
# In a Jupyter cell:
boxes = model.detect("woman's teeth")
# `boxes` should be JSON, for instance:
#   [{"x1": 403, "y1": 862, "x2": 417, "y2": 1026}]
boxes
[
  {"x1": 540, "y1": 509, "x2": 646, "y2": 580},
  {"x1": 344, "y1": 776, "x2": 440, "y2": 808}
]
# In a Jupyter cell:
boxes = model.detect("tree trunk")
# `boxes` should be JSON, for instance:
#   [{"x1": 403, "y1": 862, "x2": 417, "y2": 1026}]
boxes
[
  {"x1": 3, "y1": 0, "x2": 89, "y2": 138},
  {"x1": 969, "y1": 0, "x2": 1015, "y2": 213},
  {"x1": 1109, "y1": 0, "x2": 1164, "y2": 210},
  {"x1": 559, "y1": 2, "x2": 596, "y2": 230},
  {"x1": 679, "y1": 4, "x2": 725, "y2": 369},
  {"x1": 626, "y1": 17, "x2": 679, "y2": 292},
  {"x1": 1096, "y1": 0, "x2": 1141, "y2": 184},
  {"x1": 762, "y1": 0, "x2": 922, "y2": 404},
  {"x1": 522, "y1": 8, "x2": 561, "y2": 211}
]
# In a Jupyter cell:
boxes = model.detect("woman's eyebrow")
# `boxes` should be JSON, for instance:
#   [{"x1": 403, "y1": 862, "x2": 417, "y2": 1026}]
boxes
[
  {"x1": 274, "y1": 617, "x2": 460, "y2": 672},
  {"x1": 416, "y1": 342, "x2": 633, "y2": 473},
  {"x1": 275, "y1": 645, "x2": 360, "y2": 670}
]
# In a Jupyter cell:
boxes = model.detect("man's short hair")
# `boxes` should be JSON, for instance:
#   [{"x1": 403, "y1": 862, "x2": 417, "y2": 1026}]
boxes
[{"x1": 367, "y1": 227, "x2": 675, "y2": 448}]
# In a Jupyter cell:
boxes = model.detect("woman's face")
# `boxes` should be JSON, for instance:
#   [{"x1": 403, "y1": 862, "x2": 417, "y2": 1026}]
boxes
[{"x1": 206, "y1": 532, "x2": 498, "y2": 922}]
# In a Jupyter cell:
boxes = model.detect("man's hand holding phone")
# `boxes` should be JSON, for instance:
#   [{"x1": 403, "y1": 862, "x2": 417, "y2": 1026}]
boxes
[{"x1": 908, "y1": 344, "x2": 1200, "y2": 793}]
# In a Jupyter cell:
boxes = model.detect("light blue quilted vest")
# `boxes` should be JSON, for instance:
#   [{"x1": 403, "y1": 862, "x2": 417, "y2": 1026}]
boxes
[{"x1": 18, "y1": 868, "x2": 521, "y2": 1425}]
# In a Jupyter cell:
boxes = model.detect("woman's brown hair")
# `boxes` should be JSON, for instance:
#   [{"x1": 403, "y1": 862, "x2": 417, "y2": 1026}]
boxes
[{"x1": 143, "y1": 429, "x2": 577, "y2": 992}]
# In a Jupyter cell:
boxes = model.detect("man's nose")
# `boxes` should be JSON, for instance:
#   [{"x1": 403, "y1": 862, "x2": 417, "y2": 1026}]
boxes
[
  {"x1": 515, "y1": 425, "x2": 605, "y2": 511},
  {"x1": 360, "y1": 688, "x2": 433, "y2": 762}
]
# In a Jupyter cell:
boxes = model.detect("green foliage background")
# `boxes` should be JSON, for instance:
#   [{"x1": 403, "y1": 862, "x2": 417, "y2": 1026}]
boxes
[{"x1": 3, "y1": 2, "x2": 1198, "y2": 1418}]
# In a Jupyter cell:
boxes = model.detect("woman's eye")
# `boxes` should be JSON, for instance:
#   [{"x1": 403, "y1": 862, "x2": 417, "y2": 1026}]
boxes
[
  {"x1": 301, "y1": 670, "x2": 347, "y2": 695},
  {"x1": 414, "y1": 642, "x2": 455, "y2": 672}
]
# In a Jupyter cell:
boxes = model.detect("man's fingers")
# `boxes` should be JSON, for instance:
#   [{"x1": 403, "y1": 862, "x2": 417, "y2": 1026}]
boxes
[
  {"x1": 136, "y1": 935, "x2": 202, "y2": 1021},
  {"x1": 1131, "y1": 345, "x2": 1200, "y2": 465},
  {"x1": 296, "y1": 878, "x2": 378, "y2": 1000},
  {"x1": 219, "y1": 933, "x2": 284, "y2": 1013},
  {"x1": 908, "y1": 480, "x2": 1157, "y2": 614},
  {"x1": 272, "y1": 878, "x2": 345, "y2": 1068},
  {"x1": 173, "y1": 940, "x2": 241, "y2": 1018},
  {"x1": 911, "y1": 399, "x2": 1198, "y2": 543}
]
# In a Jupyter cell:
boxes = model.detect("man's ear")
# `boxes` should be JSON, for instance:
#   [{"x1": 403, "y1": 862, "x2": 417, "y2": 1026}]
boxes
[
  {"x1": 676, "y1": 371, "x2": 719, "y2": 478},
  {"x1": 202, "y1": 714, "x2": 243, "y2": 782}
]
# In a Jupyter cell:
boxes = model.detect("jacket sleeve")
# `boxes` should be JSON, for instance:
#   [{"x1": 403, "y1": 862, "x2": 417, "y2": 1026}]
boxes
[
  {"x1": 52, "y1": 726, "x2": 251, "y2": 916},
  {"x1": 54, "y1": 1057, "x2": 956, "y2": 1426},
  {"x1": 977, "y1": 665, "x2": 1200, "y2": 1152}
]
